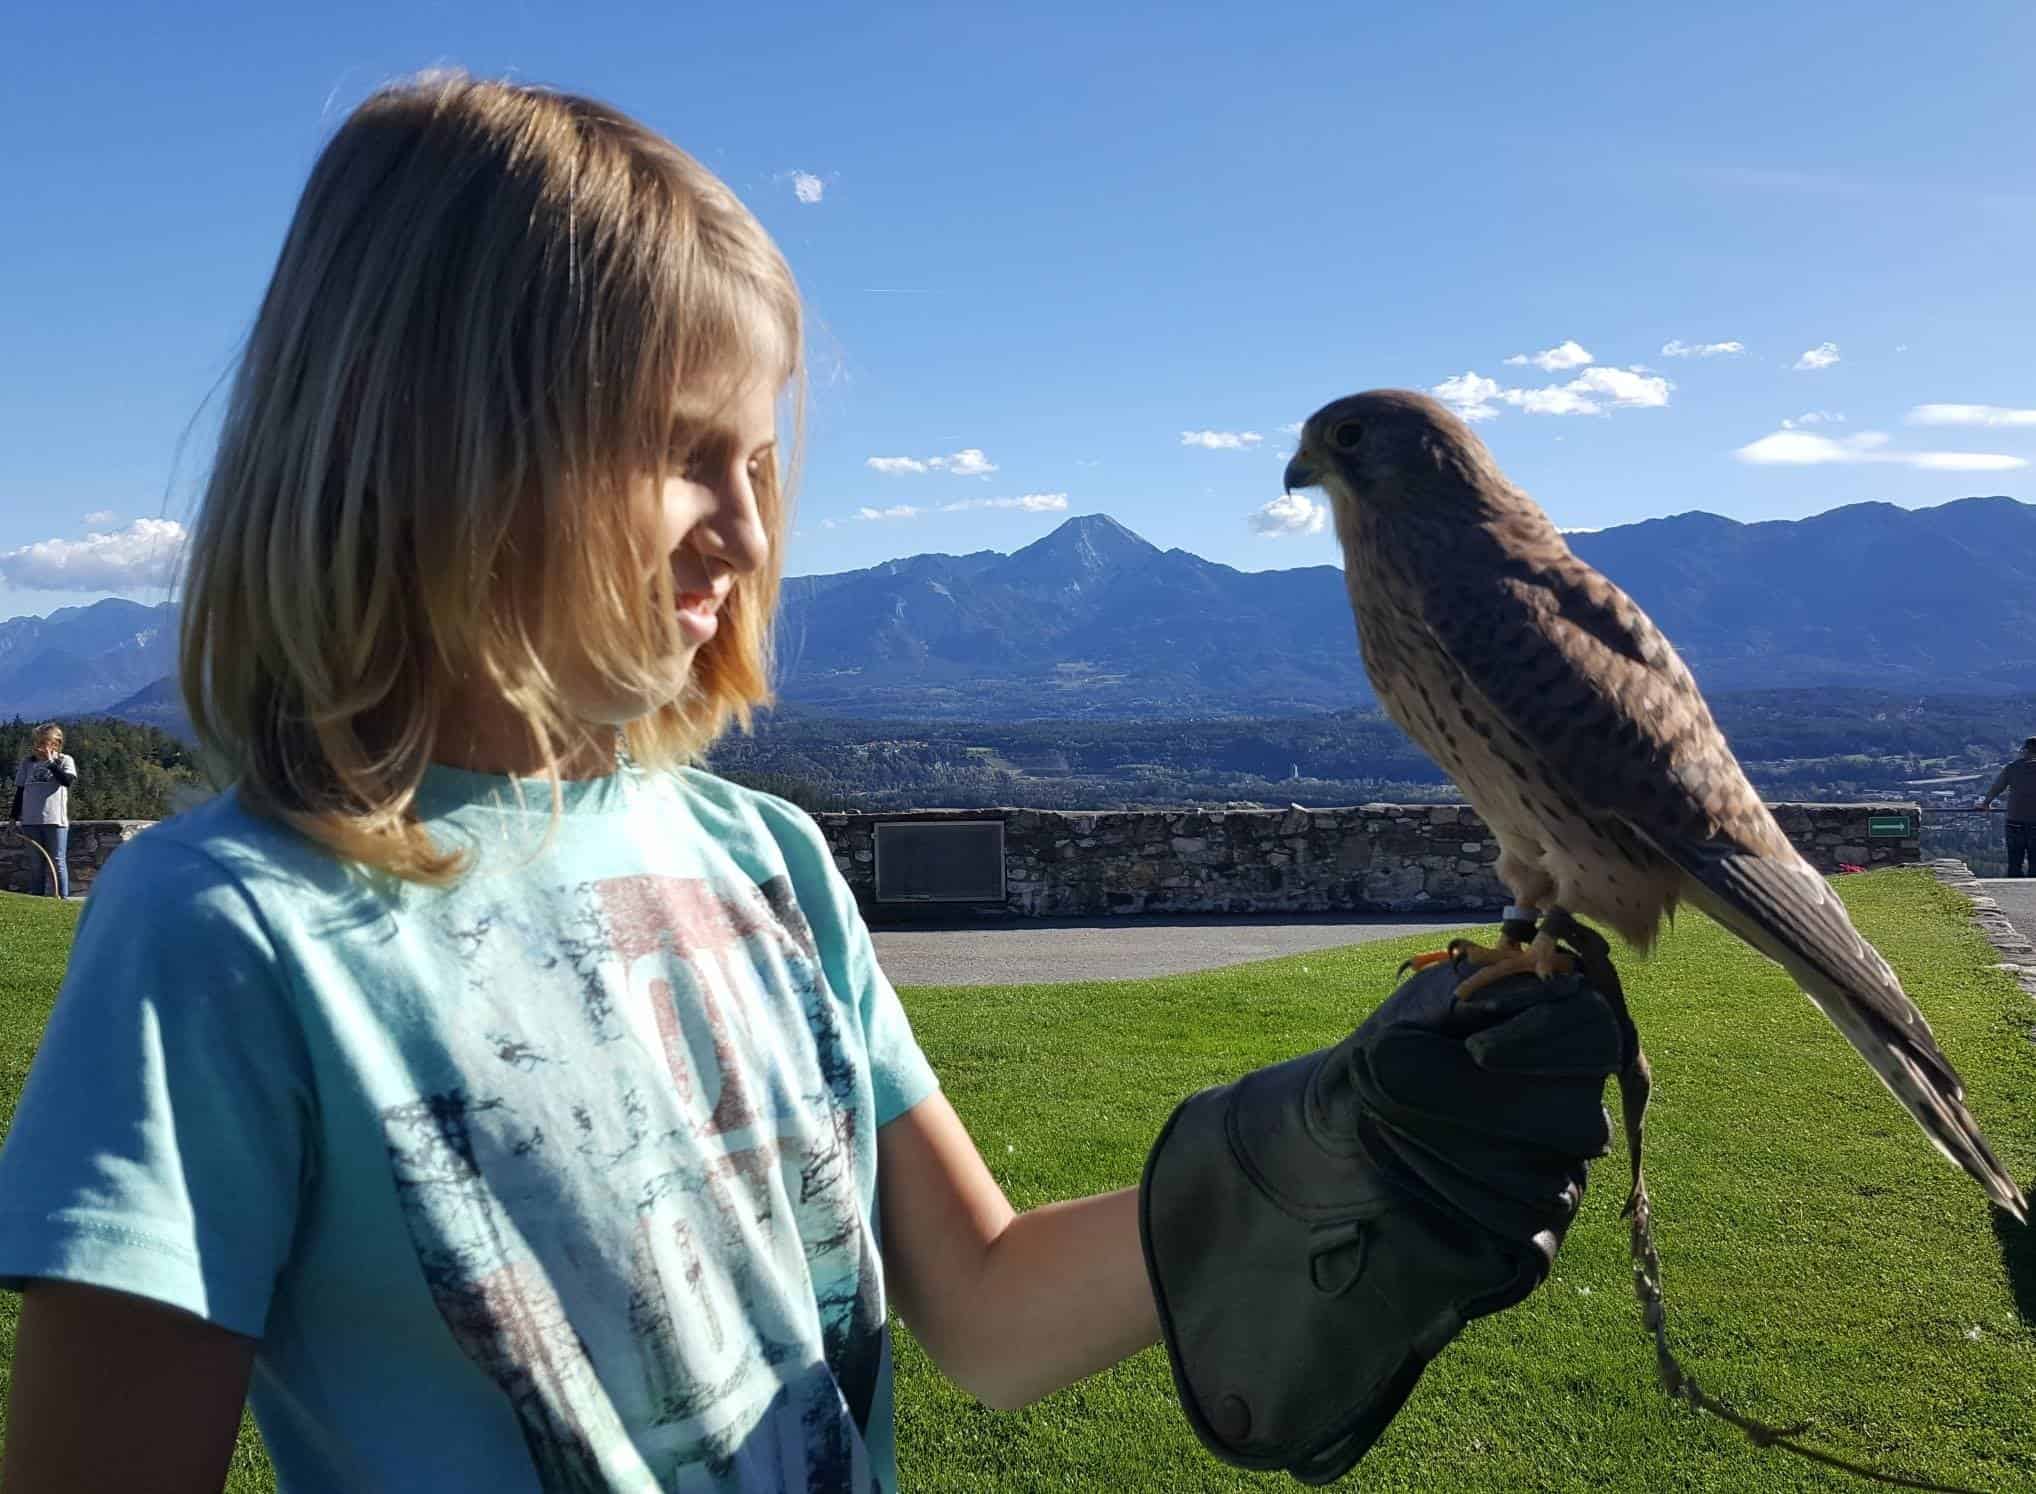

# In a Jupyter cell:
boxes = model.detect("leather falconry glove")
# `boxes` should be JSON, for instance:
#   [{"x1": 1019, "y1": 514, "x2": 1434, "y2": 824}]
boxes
[{"x1": 1140, "y1": 959, "x2": 1626, "y2": 1485}]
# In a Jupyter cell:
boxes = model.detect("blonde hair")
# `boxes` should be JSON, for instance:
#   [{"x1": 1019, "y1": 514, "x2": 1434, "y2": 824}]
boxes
[
  {"x1": 32, "y1": 724, "x2": 62, "y2": 750},
  {"x1": 181, "y1": 73, "x2": 801, "y2": 882}
]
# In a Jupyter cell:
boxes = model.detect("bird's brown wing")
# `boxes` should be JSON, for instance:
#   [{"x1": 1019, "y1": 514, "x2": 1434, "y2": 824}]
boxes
[
  {"x1": 1413, "y1": 543, "x2": 2025, "y2": 1216},
  {"x1": 1412, "y1": 543, "x2": 1736, "y2": 851}
]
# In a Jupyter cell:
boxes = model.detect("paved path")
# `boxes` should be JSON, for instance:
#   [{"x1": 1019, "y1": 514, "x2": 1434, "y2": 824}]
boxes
[
  {"x1": 1971, "y1": 878, "x2": 2036, "y2": 950},
  {"x1": 870, "y1": 912, "x2": 1479, "y2": 987}
]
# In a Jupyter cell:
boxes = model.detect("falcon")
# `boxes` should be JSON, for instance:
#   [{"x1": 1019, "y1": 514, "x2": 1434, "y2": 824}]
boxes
[{"x1": 1284, "y1": 389, "x2": 2026, "y2": 1220}]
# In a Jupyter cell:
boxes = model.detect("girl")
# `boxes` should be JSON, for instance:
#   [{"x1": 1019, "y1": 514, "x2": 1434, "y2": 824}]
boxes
[
  {"x1": 9, "y1": 723, "x2": 77, "y2": 898},
  {"x1": 0, "y1": 74, "x2": 1155, "y2": 1493}
]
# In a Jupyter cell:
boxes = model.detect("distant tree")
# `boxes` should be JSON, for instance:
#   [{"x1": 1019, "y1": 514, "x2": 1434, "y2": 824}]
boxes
[{"x1": 712, "y1": 769, "x2": 858, "y2": 814}]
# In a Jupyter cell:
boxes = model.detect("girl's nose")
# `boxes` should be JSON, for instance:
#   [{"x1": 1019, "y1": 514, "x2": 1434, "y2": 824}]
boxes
[{"x1": 694, "y1": 480, "x2": 770, "y2": 577}]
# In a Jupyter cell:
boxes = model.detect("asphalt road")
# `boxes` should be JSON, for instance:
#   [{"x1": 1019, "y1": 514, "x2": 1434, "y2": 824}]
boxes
[
  {"x1": 869, "y1": 912, "x2": 1481, "y2": 987},
  {"x1": 1972, "y1": 878, "x2": 2036, "y2": 950}
]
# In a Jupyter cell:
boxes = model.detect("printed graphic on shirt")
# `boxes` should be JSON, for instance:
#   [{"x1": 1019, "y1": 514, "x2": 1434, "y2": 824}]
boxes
[{"x1": 381, "y1": 872, "x2": 885, "y2": 1493}]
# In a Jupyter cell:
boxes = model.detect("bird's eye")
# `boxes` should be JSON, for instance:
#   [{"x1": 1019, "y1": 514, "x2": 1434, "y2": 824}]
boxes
[{"x1": 1331, "y1": 419, "x2": 1364, "y2": 450}]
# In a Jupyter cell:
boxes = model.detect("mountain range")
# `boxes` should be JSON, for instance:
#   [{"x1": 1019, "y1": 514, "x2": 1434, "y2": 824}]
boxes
[
  {"x1": 4, "y1": 494, "x2": 2035, "y2": 731},
  {"x1": 773, "y1": 513, "x2": 1369, "y2": 717},
  {"x1": 0, "y1": 597, "x2": 177, "y2": 721},
  {"x1": 771, "y1": 496, "x2": 2036, "y2": 716}
]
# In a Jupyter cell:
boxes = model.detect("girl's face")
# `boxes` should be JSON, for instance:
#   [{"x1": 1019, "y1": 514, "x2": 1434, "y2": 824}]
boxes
[{"x1": 559, "y1": 373, "x2": 778, "y2": 729}]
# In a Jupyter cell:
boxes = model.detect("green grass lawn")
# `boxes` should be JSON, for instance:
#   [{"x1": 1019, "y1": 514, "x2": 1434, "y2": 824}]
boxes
[
  {"x1": 0, "y1": 897, "x2": 82, "y2": 1482},
  {"x1": 2, "y1": 872, "x2": 2033, "y2": 1491}
]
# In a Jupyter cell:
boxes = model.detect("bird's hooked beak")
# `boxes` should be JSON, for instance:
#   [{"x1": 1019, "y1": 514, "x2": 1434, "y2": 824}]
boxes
[{"x1": 1283, "y1": 447, "x2": 1322, "y2": 494}]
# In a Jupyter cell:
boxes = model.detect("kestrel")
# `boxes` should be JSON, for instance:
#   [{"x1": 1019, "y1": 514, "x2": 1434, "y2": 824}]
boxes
[{"x1": 1284, "y1": 389, "x2": 2025, "y2": 1220}]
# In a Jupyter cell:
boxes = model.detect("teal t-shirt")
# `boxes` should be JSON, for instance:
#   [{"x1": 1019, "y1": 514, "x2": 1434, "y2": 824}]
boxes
[{"x1": 0, "y1": 764, "x2": 939, "y2": 1492}]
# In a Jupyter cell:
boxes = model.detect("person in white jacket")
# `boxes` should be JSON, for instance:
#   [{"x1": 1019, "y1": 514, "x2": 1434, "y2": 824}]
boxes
[{"x1": 11, "y1": 722, "x2": 78, "y2": 897}]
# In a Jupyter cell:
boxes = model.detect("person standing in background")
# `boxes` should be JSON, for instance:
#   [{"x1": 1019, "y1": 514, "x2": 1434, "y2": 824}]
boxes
[
  {"x1": 10, "y1": 723, "x2": 77, "y2": 898},
  {"x1": 1977, "y1": 736, "x2": 2036, "y2": 877}
]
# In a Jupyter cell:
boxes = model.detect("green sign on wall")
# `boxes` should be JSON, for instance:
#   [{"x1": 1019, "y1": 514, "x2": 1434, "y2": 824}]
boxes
[{"x1": 1867, "y1": 814, "x2": 1911, "y2": 838}]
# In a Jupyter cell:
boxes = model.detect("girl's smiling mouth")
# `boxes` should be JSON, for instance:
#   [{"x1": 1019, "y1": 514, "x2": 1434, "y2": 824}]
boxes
[{"x1": 674, "y1": 589, "x2": 721, "y2": 642}]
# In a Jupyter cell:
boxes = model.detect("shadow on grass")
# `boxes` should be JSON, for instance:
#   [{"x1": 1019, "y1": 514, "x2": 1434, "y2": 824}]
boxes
[{"x1": 1992, "y1": 1200, "x2": 2036, "y2": 1323}]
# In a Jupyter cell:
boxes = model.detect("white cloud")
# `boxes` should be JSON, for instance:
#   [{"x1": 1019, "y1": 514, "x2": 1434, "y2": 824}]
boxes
[
  {"x1": 819, "y1": 518, "x2": 839, "y2": 529},
  {"x1": 1506, "y1": 384, "x2": 1601, "y2": 416},
  {"x1": 1562, "y1": 365, "x2": 1672, "y2": 409},
  {"x1": 941, "y1": 493, "x2": 1069, "y2": 513},
  {"x1": 1781, "y1": 410, "x2": 1845, "y2": 428},
  {"x1": 1907, "y1": 403, "x2": 2036, "y2": 428},
  {"x1": 931, "y1": 448, "x2": 997, "y2": 477},
  {"x1": 1504, "y1": 339, "x2": 1594, "y2": 372},
  {"x1": 1738, "y1": 431, "x2": 1880, "y2": 464},
  {"x1": 1661, "y1": 338, "x2": 1745, "y2": 358},
  {"x1": 791, "y1": 171, "x2": 825, "y2": 204},
  {"x1": 1794, "y1": 341, "x2": 1841, "y2": 371},
  {"x1": 82, "y1": 509, "x2": 119, "y2": 528},
  {"x1": 1181, "y1": 429, "x2": 1264, "y2": 450},
  {"x1": 1433, "y1": 366, "x2": 1670, "y2": 421},
  {"x1": 0, "y1": 517, "x2": 186, "y2": 591},
  {"x1": 1431, "y1": 371, "x2": 1504, "y2": 421},
  {"x1": 846, "y1": 493, "x2": 1065, "y2": 523},
  {"x1": 1248, "y1": 494, "x2": 1328, "y2": 536},
  {"x1": 1733, "y1": 428, "x2": 2025, "y2": 471},
  {"x1": 1908, "y1": 451, "x2": 2032, "y2": 471},
  {"x1": 866, "y1": 448, "x2": 999, "y2": 477},
  {"x1": 1278, "y1": 421, "x2": 1305, "y2": 435}
]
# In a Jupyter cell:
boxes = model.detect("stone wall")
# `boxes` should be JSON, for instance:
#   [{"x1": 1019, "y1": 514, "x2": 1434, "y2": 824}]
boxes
[
  {"x1": 1, "y1": 803, "x2": 1923, "y2": 916},
  {"x1": 1, "y1": 821, "x2": 151, "y2": 897},
  {"x1": 815, "y1": 802, "x2": 1922, "y2": 921}
]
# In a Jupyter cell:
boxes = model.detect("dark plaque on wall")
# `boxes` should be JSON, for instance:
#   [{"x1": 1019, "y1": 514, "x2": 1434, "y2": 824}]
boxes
[{"x1": 874, "y1": 821, "x2": 1007, "y2": 902}]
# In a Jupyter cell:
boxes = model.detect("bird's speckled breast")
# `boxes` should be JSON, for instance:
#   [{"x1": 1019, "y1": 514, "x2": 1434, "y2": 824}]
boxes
[{"x1": 1343, "y1": 535, "x2": 1681, "y2": 946}]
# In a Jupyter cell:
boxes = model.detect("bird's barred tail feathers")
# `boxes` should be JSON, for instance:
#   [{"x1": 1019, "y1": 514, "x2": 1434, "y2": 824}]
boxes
[{"x1": 1673, "y1": 846, "x2": 2027, "y2": 1222}]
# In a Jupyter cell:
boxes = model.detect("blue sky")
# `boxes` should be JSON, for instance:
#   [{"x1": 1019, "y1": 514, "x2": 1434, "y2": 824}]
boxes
[{"x1": 5, "y1": 0, "x2": 2035, "y2": 620}]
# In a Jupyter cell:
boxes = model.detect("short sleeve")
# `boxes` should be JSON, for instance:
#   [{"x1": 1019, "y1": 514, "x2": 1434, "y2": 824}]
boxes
[
  {"x1": 0, "y1": 833, "x2": 313, "y2": 1337},
  {"x1": 745, "y1": 792, "x2": 940, "y2": 1128}
]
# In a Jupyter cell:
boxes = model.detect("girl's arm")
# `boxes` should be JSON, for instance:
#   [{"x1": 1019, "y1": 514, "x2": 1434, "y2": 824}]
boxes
[
  {"x1": 876, "y1": 1092, "x2": 1159, "y2": 1411},
  {"x1": 3, "y1": 1280, "x2": 254, "y2": 1493}
]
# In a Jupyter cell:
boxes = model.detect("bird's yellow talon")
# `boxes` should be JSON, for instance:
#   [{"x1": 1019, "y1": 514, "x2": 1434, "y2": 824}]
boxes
[
  {"x1": 1407, "y1": 936, "x2": 1526, "y2": 983},
  {"x1": 1453, "y1": 950, "x2": 1543, "y2": 999},
  {"x1": 1448, "y1": 937, "x2": 1517, "y2": 967},
  {"x1": 1530, "y1": 930, "x2": 1573, "y2": 981}
]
